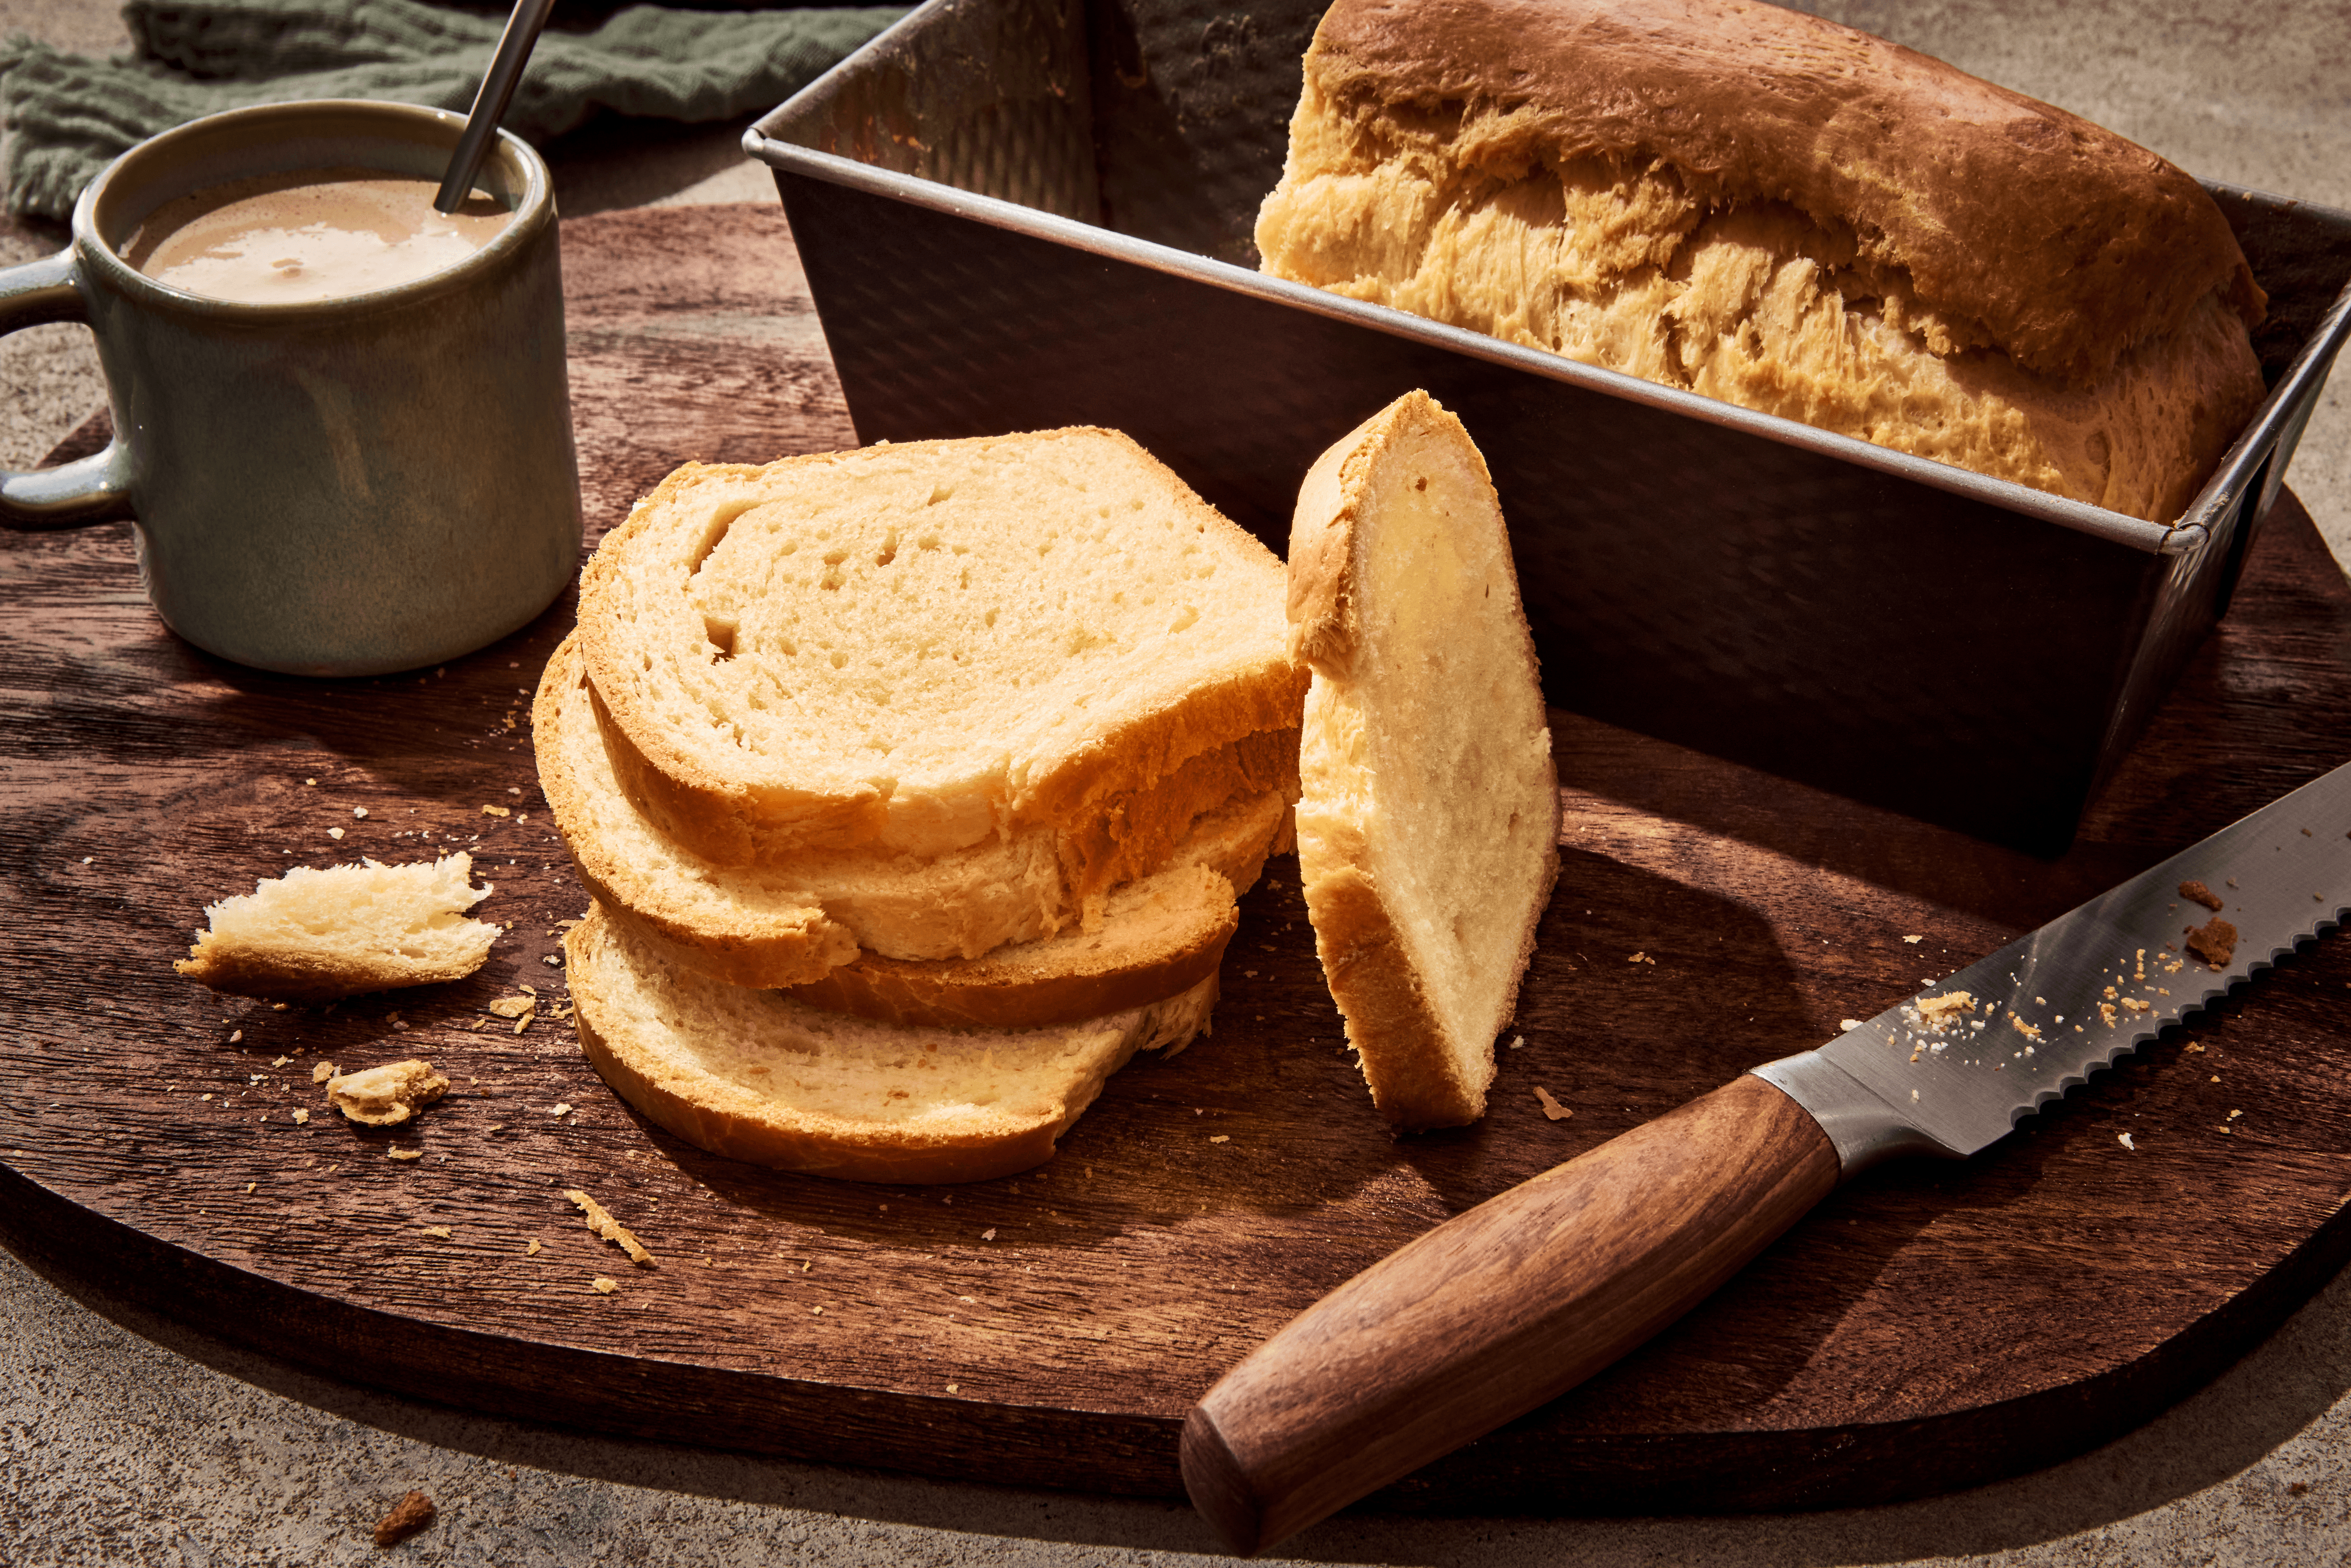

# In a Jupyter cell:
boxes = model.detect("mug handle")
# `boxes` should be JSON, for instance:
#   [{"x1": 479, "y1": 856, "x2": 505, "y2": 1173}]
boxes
[{"x1": 0, "y1": 249, "x2": 131, "y2": 528}]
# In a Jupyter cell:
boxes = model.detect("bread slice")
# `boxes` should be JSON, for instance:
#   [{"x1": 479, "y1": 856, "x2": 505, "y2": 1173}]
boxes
[
  {"x1": 175, "y1": 854, "x2": 498, "y2": 1002},
  {"x1": 1288, "y1": 392, "x2": 1559, "y2": 1129},
  {"x1": 564, "y1": 905, "x2": 1217, "y2": 1183},
  {"x1": 783, "y1": 786, "x2": 1286, "y2": 1029},
  {"x1": 536, "y1": 633, "x2": 1294, "y2": 986},
  {"x1": 575, "y1": 430, "x2": 1306, "y2": 866}
]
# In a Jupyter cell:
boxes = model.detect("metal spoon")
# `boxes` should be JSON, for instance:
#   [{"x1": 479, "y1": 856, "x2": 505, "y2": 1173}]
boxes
[{"x1": 435, "y1": 0, "x2": 560, "y2": 213}]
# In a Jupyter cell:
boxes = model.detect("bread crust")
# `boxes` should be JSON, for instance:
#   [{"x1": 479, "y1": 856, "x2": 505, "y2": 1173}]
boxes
[
  {"x1": 576, "y1": 433, "x2": 1307, "y2": 867},
  {"x1": 784, "y1": 792, "x2": 1285, "y2": 1029},
  {"x1": 1303, "y1": 0, "x2": 2262, "y2": 384},
  {"x1": 565, "y1": 908, "x2": 1217, "y2": 1183}
]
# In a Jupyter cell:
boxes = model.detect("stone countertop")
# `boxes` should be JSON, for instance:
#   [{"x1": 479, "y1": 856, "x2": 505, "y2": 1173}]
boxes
[{"x1": 3, "y1": 2, "x2": 2349, "y2": 1564}]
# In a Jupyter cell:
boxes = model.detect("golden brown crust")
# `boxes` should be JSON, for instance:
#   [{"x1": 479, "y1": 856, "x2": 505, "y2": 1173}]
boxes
[
  {"x1": 1306, "y1": 0, "x2": 2263, "y2": 384},
  {"x1": 1302, "y1": 864, "x2": 1485, "y2": 1128},
  {"x1": 786, "y1": 875, "x2": 1238, "y2": 1031}
]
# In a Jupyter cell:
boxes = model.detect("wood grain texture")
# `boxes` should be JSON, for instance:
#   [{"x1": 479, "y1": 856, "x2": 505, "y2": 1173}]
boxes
[
  {"x1": 1184, "y1": 1074, "x2": 1838, "y2": 1552},
  {"x1": 2, "y1": 202, "x2": 2350, "y2": 1513}
]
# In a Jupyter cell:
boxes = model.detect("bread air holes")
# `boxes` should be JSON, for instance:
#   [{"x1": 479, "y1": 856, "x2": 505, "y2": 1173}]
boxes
[
  {"x1": 702, "y1": 615, "x2": 738, "y2": 661},
  {"x1": 686, "y1": 500, "x2": 761, "y2": 574}
]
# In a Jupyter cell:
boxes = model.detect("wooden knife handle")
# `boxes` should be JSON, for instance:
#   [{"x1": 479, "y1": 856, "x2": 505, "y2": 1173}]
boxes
[{"x1": 1181, "y1": 1073, "x2": 1839, "y2": 1555}]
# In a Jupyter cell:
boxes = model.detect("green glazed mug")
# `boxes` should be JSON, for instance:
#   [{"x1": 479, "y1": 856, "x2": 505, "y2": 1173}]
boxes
[{"x1": 0, "y1": 99, "x2": 580, "y2": 676}]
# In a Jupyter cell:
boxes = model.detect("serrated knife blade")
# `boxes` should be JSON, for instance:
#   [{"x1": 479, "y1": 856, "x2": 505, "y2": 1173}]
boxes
[
  {"x1": 1754, "y1": 756, "x2": 2351, "y2": 1172},
  {"x1": 1184, "y1": 758, "x2": 2351, "y2": 1557}
]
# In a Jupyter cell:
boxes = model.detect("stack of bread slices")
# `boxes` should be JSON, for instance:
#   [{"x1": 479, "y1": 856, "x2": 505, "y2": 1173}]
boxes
[{"x1": 539, "y1": 428, "x2": 1306, "y2": 1182}]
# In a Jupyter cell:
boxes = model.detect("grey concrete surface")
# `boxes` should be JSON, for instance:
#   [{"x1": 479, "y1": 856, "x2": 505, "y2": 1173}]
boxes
[{"x1": 4, "y1": 1, "x2": 2351, "y2": 1564}]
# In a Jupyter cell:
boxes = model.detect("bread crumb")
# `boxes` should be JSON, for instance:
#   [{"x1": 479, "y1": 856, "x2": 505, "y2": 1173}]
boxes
[
  {"x1": 388, "y1": 1147, "x2": 422, "y2": 1161},
  {"x1": 1840, "y1": 1019, "x2": 1866, "y2": 1032},
  {"x1": 592, "y1": 1276, "x2": 618, "y2": 1294},
  {"x1": 328, "y1": 1060, "x2": 449, "y2": 1126},
  {"x1": 1533, "y1": 1086, "x2": 1572, "y2": 1120},
  {"x1": 2179, "y1": 880, "x2": 2225, "y2": 911},
  {"x1": 420, "y1": 1225, "x2": 451, "y2": 1239},
  {"x1": 481, "y1": 804, "x2": 511, "y2": 817},
  {"x1": 292, "y1": 1108, "x2": 310, "y2": 1125},
  {"x1": 526, "y1": 1239, "x2": 542, "y2": 1256},
  {"x1": 372, "y1": 1490, "x2": 434, "y2": 1547},
  {"x1": 1508, "y1": 1034, "x2": 1526, "y2": 1050},
  {"x1": 551, "y1": 1103, "x2": 571, "y2": 1117},
  {"x1": 229, "y1": 1030, "x2": 244, "y2": 1044},
  {"x1": 1915, "y1": 991, "x2": 1975, "y2": 1031},
  {"x1": 312, "y1": 1061, "x2": 336, "y2": 1083},
  {"x1": 1628, "y1": 951, "x2": 1655, "y2": 964},
  {"x1": 328, "y1": 827, "x2": 345, "y2": 841},
  {"x1": 487, "y1": 996, "x2": 534, "y2": 1018},
  {"x1": 2118, "y1": 1132, "x2": 2137, "y2": 1151},
  {"x1": 1901, "y1": 935, "x2": 1921, "y2": 943},
  {"x1": 2185, "y1": 917, "x2": 2237, "y2": 968},
  {"x1": 981, "y1": 1228, "x2": 997, "y2": 1241},
  {"x1": 2229, "y1": 1109, "x2": 2243, "y2": 1120},
  {"x1": 566, "y1": 1189, "x2": 655, "y2": 1265},
  {"x1": 1208, "y1": 1134, "x2": 1231, "y2": 1143},
  {"x1": 2007, "y1": 1014, "x2": 2042, "y2": 1041},
  {"x1": 244, "y1": 1182, "x2": 255, "y2": 1194},
  {"x1": 946, "y1": 1382, "x2": 959, "y2": 1393}
]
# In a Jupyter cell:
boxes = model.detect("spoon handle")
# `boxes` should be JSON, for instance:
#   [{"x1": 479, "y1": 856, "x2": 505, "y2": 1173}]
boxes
[{"x1": 436, "y1": 0, "x2": 560, "y2": 212}]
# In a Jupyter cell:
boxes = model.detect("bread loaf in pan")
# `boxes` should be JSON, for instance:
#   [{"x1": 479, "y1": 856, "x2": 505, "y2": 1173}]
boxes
[{"x1": 1256, "y1": 0, "x2": 2270, "y2": 523}]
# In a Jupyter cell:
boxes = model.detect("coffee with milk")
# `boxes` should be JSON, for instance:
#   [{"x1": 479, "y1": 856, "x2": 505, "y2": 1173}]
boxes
[{"x1": 125, "y1": 166, "x2": 510, "y2": 304}]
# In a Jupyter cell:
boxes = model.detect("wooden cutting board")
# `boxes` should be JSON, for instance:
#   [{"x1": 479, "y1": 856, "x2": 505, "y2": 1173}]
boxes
[{"x1": 4, "y1": 202, "x2": 2350, "y2": 1516}]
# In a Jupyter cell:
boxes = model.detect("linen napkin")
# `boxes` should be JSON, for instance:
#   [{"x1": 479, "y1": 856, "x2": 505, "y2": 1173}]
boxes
[{"x1": 0, "y1": 0, "x2": 904, "y2": 219}]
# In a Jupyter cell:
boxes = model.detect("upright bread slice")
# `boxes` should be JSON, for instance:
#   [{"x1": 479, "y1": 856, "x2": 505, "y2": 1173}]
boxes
[
  {"x1": 1289, "y1": 392, "x2": 1558, "y2": 1129},
  {"x1": 576, "y1": 431, "x2": 1306, "y2": 866},
  {"x1": 176, "y1": 854, "x2": 498, "y2": 1002},
  {"x1": 565, "y1": 906, "x2": 1216, "y2": 1183},
  {"x1": 537, "y1": 634, "x2": 1294, "y2": 987},
  {"x1": 784, "y1": 788, "x2": 1288, "y2": 1030}
]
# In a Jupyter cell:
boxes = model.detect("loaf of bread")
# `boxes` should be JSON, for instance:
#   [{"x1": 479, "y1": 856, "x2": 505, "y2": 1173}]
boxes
[
  {"x1": 564, "y1": 906, "x2": 1219, "y2": 1183},
  {"x1": 1289, "y1": 392, "x2": 1558, "y2": 1129},
  {"x1": 576, "y1": 431, "x2": 1307, "y2": 867},
  {"x1": 176, "y1": 854, "x2": 497, "y2": 1001},
  {"x1": 1256, "y1": 0, "x2": 2269, "y2": 523}
]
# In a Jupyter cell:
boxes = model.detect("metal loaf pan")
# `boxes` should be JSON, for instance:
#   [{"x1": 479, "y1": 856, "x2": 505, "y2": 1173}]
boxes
[{"x1": 746, "y1": 0, "x2": 2351, "y2": 854}]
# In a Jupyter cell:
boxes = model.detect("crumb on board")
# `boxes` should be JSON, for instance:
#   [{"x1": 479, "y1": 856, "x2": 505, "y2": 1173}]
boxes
[
  {"x1": 420, "y1": 1226, "x2": 451, "y2": 1240},
  {"x1": 328, "y1": 1060, "x2": 449, "y2": 1126},
  {"x1": 481, "y1": 804, "x2": 511, "y2": 817},
  {"x1": 387, "y1": 1147, "x2": 423, "y2": 1162},
  {"x1": 292, "y1": 1108, "x2": 310, "y2": 1125},
  {"x1": 526, "y1": 1239, "x2": 543, "y2": 1256},
  {"x1": 592, "y1": 1276, "x2": 619, "y2": 1294},
  {"x1": 1208, "y1": 1134, "x2": 1231, "y2": 1143},
  {"x1": 312, "y1": 1061, "x2": 336, "y2": 1084},
  {"x1": 2118, "y1": 1132, "x2": 2137, "y2": 1151},
  {"x1": 372, "y1": 1490, "x2": 435, "y2": 1547},
  {"x1": 2185, "y1": 916, "x2": 2238, "y2": 969},
  {"x1": 566, "y1": 1189, "x2": 655, "y2": 1266},
  {"x1": 1533, "y1": 1086, "x2": 1573, "y2": 1121},
  {"x1": 2178, "y1": 880, "x2": 2225, "y2": 911}
]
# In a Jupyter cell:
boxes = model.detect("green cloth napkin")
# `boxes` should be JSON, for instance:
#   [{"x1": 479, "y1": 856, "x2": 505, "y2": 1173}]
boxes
[{"x1": 0, "y1": 0, "x2": 905, "y2": 219}]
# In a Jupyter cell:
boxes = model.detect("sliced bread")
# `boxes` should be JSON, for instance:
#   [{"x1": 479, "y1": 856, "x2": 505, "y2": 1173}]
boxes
[
  {"x1": 176, "y1": 853, "x2": 498, "y2": 1001},
  {"x1": 782, "y1": 786, "x2": 1287, "y2": 1029},
  {"x1": 575, "y1": 430, "x2": 1306, "y2": 867},
  {"x1": 1288, "y1": 392, "x2": 1559, "y2": 1129},
  {"x1": 565, "y1": 905, "x2": 1216, "y2": 1183},
  {"x1": 537, "y1": 633, "x2": 1294, "y2": 986}
]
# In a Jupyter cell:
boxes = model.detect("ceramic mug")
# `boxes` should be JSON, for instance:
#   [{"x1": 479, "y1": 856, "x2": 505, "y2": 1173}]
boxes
[{"x1": 0, "y1": 100, "x2": 580, "y2": 676}]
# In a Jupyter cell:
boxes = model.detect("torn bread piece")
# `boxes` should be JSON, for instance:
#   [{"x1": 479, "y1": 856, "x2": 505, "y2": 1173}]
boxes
[
  {"x1": 177, "y1": 855, "x2": 496, "y2": 1001},
  {"x1": 1289, "y1": 391, "x2": 1559, "y2": 1129},
  {"x1": 327, "y1": 1059, "x2": 450, "y2": 1126},
  {"x1": 563, "y1": 905, "x2": 1218, "y2": 1183}
]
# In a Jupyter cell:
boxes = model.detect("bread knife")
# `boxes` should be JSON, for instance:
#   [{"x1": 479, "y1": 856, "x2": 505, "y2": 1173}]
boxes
[{"x1": 1182, "y1": 757, "x2": 2351, "y2": 1556}]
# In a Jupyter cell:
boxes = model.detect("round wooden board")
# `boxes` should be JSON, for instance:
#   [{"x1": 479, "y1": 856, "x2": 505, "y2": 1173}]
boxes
[{"x1": 3, "y1": 203, "x2": 2349, "y2": 1514}]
